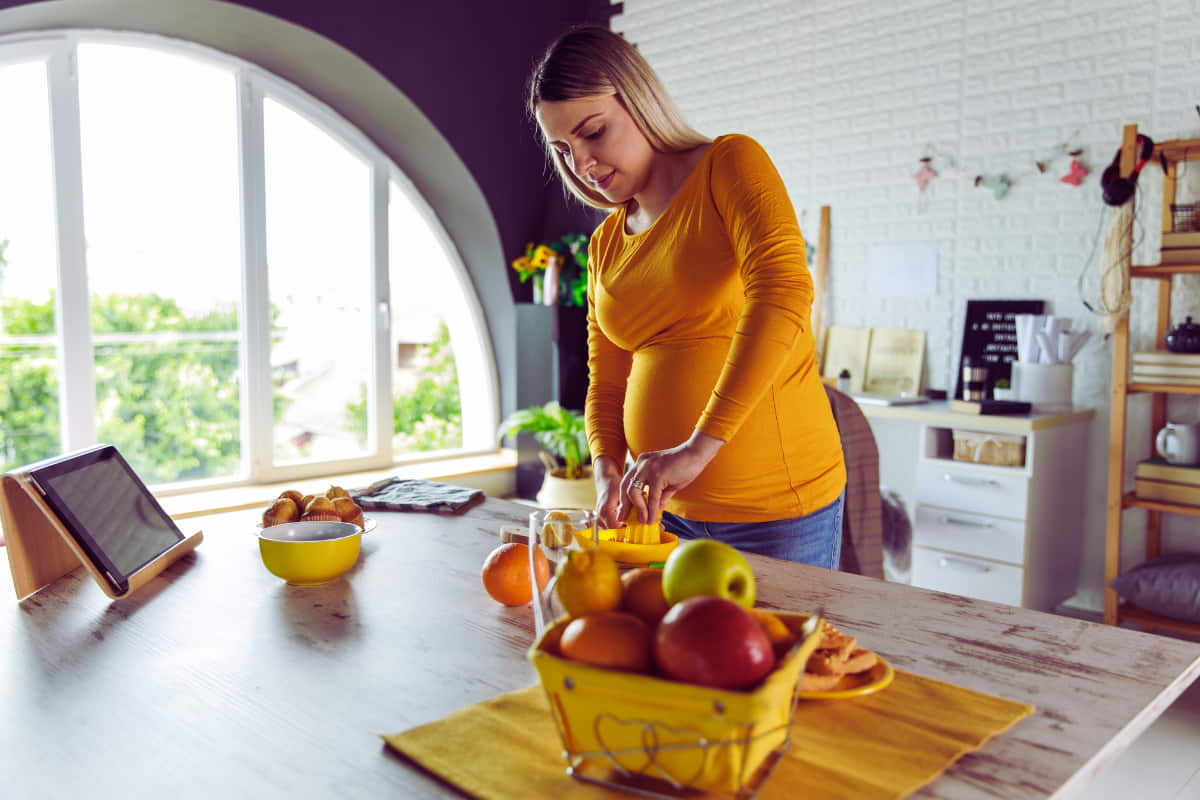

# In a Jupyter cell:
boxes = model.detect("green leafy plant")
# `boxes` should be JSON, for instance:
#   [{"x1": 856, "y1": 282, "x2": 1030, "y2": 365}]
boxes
[{"x1": 497, "y1": 400, "x2": 589, "y2": 480}]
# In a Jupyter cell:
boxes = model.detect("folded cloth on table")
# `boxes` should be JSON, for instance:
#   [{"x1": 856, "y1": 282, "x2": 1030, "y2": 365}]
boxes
[
  {"x1": 351, "y1": 477, "x2": 485, "y2": 515},
  {"x1": 382, "y1": 669, "x2": 1034, "y2": 800}
]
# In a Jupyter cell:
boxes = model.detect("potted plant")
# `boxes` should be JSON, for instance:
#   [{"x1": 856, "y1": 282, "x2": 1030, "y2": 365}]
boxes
[
  {"x1": 498, "y1": 401, "x2": 596, "y2": 509},
  {"x1": 992, "y1": 378, "x2": 1015, "y2": 401}
]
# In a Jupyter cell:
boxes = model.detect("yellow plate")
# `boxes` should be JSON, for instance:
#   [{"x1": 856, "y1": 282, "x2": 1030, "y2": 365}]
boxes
[
  {"x1": 799, "y1": 654, "x2": 894, "y2": 700},
  {"x1": 573, "y1": 528, "x2": 679, "y2": 565}
]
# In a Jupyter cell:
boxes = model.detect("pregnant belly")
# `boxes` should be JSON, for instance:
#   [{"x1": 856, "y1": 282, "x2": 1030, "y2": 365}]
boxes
[{"x1": 624, "y1": 339, "x2": 727, "y2": 457}]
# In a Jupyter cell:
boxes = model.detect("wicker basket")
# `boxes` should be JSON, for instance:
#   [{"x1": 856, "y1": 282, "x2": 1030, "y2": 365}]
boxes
[{"x1": 952, "y1": 429, "x2": 1025, "y2": 467}]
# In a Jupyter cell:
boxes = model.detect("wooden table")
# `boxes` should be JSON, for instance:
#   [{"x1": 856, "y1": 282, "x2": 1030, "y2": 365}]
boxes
[{"x1": 3, "y1": 497, "x2": 1198, "y2": 798}]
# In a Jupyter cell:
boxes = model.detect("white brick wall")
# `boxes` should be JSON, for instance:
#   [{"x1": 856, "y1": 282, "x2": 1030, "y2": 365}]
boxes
[{"x1": 612, "y1": 0, "x2": 1200, "y2": 611}]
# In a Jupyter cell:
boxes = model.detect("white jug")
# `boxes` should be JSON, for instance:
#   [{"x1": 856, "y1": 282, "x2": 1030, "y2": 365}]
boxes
[{"x1": 1155, "y1": 422, "x2": 1200, "y2": 465}]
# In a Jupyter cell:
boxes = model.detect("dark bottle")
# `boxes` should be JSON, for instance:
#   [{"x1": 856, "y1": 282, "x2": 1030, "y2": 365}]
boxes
[{"x1": 1164, "y1": 316, "x2": 1200, "y2": 353}]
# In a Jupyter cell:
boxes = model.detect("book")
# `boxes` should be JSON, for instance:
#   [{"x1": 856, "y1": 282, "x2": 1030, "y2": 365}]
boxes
[
  {"x1": 1162, "y1": 232, "x2": 1200, "y2": 249},
  {"x1": 1136, "y1": 458, "x2": 1200, "y2": 487},
  {"x1": 1132, "y1": 351, "x2": 1200, "y2": 366},
  {"x1": 1158, "y1": 248, "x2": 1200, "y2": 265},
  {"x1": 1134, "y1": 478, "x2": 1200, "y2": 506},
  {"x1": 864, "y1": 327, "x2": 925, "y2": 396},
  {"x1": 822, "y1": 326, "x2": 872, "y2": 393},
  {"x1": 1131, "y1": 372, "x2": 1200, "y2": 386},
  {"x1": 949, "y1": 399, "x2": 1032, "y2": 415},
  {"x1": 1128, "y1": 362, "x2": 1200, "y2": 376}
]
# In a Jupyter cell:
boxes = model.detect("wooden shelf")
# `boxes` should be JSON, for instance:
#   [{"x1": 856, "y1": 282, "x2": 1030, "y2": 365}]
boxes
[
  {"x1": 1132, "y1": 264, "x2": 1200, "y2": 277},
  {"x1": 1104, "y1": 125, "x2": 1200, "y2": 636},
  {"x1": 1127, "y1": 382, "x2": 1200, "y2": 395},
  {"x1": 1122, "y1": 491, "x2": 1200, "y2": 517},
  {"x1": 1119, "y1": 605, "x2": 1200, "y2": 638}
]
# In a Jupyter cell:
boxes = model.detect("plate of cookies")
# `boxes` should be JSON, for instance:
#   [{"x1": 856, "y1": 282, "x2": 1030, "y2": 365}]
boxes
[
  {"x1": 258, "y1": 485, "x2": 375, "y2": 534},
  {"x1": 799, "y1": 618, "x2": 894, "y2": 699}
]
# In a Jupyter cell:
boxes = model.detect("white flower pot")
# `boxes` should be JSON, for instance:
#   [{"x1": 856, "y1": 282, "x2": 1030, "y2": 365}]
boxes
[{"x1": 536, "y1": 468, "x2": 596, "y2": 510}]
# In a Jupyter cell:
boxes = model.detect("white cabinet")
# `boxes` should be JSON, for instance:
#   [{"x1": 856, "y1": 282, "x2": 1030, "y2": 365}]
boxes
[{"x1": 862, "y1": 403, "x2": 1093, "y2": 612}]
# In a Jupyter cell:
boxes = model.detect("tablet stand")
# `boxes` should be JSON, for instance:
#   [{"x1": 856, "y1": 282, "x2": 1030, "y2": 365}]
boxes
[{"x1": 0, "y1": 473, "x2": 203, "y2": 601}]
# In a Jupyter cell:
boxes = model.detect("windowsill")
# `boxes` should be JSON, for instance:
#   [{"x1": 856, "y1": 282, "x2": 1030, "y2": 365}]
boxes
[{"x1": 160, "y1": 449, "x2": 518, "y2": 520}]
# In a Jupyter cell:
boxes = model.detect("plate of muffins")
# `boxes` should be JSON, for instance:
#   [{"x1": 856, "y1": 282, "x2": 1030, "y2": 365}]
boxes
[{"x1": 259, "y1": 485, "x2": 375, "y2": 533}]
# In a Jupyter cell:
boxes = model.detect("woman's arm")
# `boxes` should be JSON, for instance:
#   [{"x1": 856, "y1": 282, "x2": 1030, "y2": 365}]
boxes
[
  {"x1": 583, "y1": 234, "x2": 633, "y2": 528},
  {"x1": 696, "y1": 135, "x2": 813, "y2": 443}
]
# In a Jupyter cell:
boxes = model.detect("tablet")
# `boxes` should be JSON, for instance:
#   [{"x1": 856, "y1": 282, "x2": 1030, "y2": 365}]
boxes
[{"x1": 24, "y1": 445, "x2": 185, "y2": 595}]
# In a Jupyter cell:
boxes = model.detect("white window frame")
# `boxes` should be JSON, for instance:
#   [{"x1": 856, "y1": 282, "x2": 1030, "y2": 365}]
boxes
[{"x1": 0, "y1": 30, "x2": 499, "y2": 489}]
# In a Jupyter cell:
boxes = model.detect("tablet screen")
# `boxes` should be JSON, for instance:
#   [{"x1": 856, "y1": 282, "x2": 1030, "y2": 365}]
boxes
[{"x1": 30, "y1": 446, "x2": 184, "y2": 589}]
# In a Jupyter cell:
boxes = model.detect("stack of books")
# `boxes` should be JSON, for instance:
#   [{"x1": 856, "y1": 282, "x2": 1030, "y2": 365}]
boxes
[
  {"x1": 1135, "y1": 458, "x2": 1200, "y2": 506},
  {"x1": 1131, "y1": 351, "x2": 1200, "y2": 385},
  {"x1": 1160, "y1": 230, "x2": 1200, "y2": 265}
]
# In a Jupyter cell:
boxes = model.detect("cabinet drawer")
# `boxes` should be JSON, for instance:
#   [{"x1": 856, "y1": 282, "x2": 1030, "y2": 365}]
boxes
[
  {"x1": 911, "y1": 546, "x2": 1023, "y2": 607},
  {"x1": 916, "y1": 462, "x2": 1029, "y2": 519},
  {"x1": 913, "y1": 505, "x2": 1025, "y2": 565}
]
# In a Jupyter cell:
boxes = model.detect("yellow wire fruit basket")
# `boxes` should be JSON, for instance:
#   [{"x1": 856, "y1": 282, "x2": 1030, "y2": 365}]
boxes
[{"x1": 528, "y1": 610, "x2": 823, "y2": 798}]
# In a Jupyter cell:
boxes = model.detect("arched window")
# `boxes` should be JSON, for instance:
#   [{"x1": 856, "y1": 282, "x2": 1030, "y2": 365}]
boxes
[{"x1": 0, "y1": 31, "x2": 498, "y2": 487}]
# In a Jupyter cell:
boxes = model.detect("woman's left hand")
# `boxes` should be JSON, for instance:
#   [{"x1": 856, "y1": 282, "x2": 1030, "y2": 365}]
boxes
[{"x1": 618, "y1": 430, "x2": 725, "y2": 525}]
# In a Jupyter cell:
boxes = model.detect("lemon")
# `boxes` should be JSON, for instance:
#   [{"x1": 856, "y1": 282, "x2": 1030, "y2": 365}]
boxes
[
  {"x1": 555, "y1": 547, "x2": 622, "y2": 617},
  {"x1": 541, "y1": 510, "x2": 576, "y2": 547}
]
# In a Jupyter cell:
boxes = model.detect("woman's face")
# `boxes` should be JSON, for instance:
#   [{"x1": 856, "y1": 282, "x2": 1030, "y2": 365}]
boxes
[{"x1": 535, "y1": 94, "x2": 654, "y2": 203}]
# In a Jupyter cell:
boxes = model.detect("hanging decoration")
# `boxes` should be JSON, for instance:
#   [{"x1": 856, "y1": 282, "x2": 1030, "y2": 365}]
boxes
[
  {"x1": 975, "y1": 174, "x2": 1012, "y2": 200},
  {"x1": 1059, "y1": 150, "x2": 1089, "y2": 186},
  {"x1": 913, "y1": 158, "x2": 938, "y2": 191},
  {"x1": 915, "y1": 131, "x2": 1087, "y2": 203}
]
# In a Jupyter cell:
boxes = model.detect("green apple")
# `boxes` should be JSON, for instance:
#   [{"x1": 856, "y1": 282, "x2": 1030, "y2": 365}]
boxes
[{"x1": 661, "y1": 539, "x2": 756, "y2": 608}]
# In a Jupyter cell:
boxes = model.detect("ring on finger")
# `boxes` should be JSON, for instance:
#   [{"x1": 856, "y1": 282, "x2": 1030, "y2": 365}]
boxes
[{"x1": 629, "y1": 478, "x2": 645, "y2": 491}]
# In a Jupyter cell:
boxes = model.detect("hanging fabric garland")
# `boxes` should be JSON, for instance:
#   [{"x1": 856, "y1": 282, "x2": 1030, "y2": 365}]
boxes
[
  {"x1": 1060, "y1": 150, "x2": 1089, "y2": 186},
  {"x1": 916, "y1": 131, "x2": 1087, "y2": 202},
  {"x1": 914, "y1": 157, "x2": 938, "y2": 191}
]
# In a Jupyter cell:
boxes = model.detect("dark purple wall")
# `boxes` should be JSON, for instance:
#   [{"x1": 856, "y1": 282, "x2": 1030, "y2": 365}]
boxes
[
  {"x1": 0, "y1": 0, "x2": 610, "y2": 301},
  {"x1": 220, "y1": 0, "x2": 610, "y2": 301}
]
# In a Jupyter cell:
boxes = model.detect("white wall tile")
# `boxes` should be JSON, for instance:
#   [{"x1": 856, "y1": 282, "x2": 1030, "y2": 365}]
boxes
[{"x1": 613, "y1": 0, "x2": 1200, "y2": 608}]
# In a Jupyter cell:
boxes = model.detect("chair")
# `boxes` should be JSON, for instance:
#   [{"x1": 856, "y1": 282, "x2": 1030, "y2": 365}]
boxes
[{"x1": 823, "y1": 386, "x2": 884, "y2": 578}]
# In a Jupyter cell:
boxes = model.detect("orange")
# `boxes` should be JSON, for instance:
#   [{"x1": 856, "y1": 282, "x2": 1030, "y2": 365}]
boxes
[
  {"x1": 749, "y1": 608, "x2": 795, "y2": 652},
  {"x1": 481, "y1": 543, "x2": 550, "y2": 606},
  {"x1": 555, "y1": 547, "x2": 622, "y2": 617},
  {"x1": 560, "y1": 611, "x2": 652, "y2": 673},
  {"x1": 620, "y1": 567, "x2": 670, "y2": 626}
]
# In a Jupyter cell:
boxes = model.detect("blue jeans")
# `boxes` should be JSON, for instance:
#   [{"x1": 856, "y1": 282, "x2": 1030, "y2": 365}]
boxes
[{"x1": 661, "y1": 491, "x2": 845, "y2": 569}]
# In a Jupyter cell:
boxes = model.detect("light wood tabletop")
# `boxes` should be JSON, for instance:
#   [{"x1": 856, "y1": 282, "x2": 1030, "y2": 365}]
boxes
[{"x1": 2, "y1": 496, "x2": 1198, "y2": 799}]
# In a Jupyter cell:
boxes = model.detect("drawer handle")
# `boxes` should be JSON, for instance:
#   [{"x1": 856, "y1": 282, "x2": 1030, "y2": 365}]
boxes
[
  {"x1": 943, "y1": 473, "x2": 1002, "y2": 489},
  {"x1": 938, "y1": 556, "x2": 993, "y2": 574},
  {"x1": 937, "y1": 514, "x2": 995, "y2": 529}
]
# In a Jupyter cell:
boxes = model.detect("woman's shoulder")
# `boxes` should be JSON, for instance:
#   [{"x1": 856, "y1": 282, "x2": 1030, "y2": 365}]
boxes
[
  {"x1": 709, "y1": 133, "x2": 769, "y2": 159},
  {"x1": 706, "y1": 134, "x2": 777, "y2": 181}
]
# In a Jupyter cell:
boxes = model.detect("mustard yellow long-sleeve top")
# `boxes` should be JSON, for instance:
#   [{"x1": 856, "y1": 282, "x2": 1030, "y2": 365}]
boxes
[{"x1": 585, "y1": 134, "x2": 845, "y2": 523}]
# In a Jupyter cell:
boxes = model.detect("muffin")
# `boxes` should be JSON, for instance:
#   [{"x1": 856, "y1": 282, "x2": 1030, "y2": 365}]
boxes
[
  {"x1": 278, "y1": 489, "x2": 305, "y2": 507},
  {"x1": 262, "y1": 497, "x2": 299, "y2": 527},
  {"x1": 332, "y1": 496, "x2": 365, "y2": 529},
  {"x1": 304, "y1": 495, "x2": 336, "y2": 516},
  {"x1": 301, "y1": 511, "x2": 342, "y2": 523},
  {"x1": 326, "y1": 485, "x2": 351, "y2": 500}
]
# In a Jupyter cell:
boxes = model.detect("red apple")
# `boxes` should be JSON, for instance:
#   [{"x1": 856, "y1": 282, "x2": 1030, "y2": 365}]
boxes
[{"x1": 653, "y1": 595, "x2": 776, "y2": 690}]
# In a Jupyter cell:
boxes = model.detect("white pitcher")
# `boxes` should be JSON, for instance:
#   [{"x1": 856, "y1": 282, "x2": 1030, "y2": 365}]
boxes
[{"x1": 1155, "y1": 422, "x2": 1200, "y2": 465}]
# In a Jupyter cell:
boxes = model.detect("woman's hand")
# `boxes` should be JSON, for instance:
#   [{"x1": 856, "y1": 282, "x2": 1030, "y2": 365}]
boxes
[
  {"x1": 618, "y1": 430, "x2": 725, "y2": 525},
  {"x1": 592, "y1": 455, "x2": 625, "y2": 529}
]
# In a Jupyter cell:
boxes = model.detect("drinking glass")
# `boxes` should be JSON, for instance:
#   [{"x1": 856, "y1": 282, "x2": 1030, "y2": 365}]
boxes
[{"x1": 528, "y1": 507, "x2": 597, "y2": 638}]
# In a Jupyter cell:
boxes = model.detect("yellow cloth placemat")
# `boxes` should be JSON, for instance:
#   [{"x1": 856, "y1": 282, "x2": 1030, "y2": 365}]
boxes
[{"x1": 382, "y1": 670, "x2": 1033, "y2": 800}]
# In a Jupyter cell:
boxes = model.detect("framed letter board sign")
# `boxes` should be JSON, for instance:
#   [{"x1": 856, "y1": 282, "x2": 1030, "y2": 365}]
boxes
[{"x1": 954, "y1": 299, "x2": 1045, "y2": 400}]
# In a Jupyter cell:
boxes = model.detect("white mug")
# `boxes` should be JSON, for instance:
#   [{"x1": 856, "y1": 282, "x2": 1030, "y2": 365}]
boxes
[{"x1": 1155, "y1": 422, "x2": 1200, "y2": 465}]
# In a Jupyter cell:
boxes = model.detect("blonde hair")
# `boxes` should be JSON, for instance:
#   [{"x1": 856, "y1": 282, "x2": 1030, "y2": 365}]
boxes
[{"x1": 527, "y1": 26, "x2": 709, "y2": 209}]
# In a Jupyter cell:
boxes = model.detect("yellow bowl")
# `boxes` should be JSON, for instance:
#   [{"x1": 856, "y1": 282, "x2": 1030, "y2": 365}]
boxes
[
  {"x1": 258, "y1": 521, "x2": 362, "y2": 585},
  {"x1": 572, "y1": 528, "x2": 679, "y2": 565}
]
